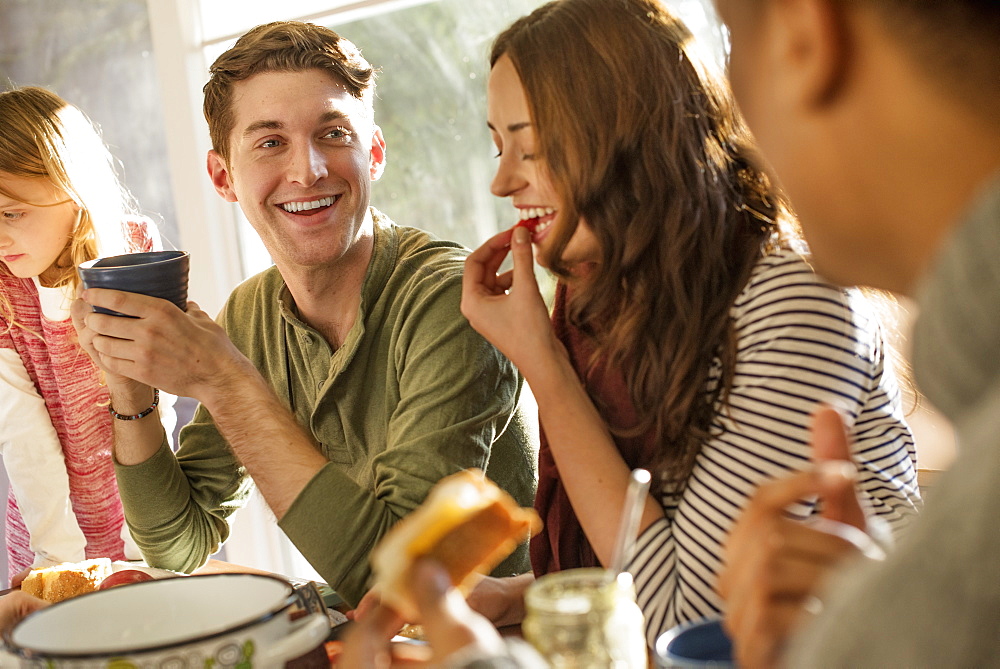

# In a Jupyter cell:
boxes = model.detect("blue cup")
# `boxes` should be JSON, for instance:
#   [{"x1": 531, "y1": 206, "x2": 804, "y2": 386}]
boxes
[
  {"x1": 78, "y1": 250, "x2": 190, "y2": 317},
  {"x1": 654, "y1": 617, "x2": 734, "y2": 668}
]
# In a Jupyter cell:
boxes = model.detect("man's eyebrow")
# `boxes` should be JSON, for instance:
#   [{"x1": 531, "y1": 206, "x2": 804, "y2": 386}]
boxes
[
  {"x1": 242, "y1": 120, "x2": 282, "y2": 138},
  {"x1": 487, "y1": 121, "x2": 532, "y2": 133},
  {"x1": 241, "y1": 111, "x2": 352, "y2": 139},
  {"x1": 319, "y1": 110, "x2": 350, "y2": 124}
]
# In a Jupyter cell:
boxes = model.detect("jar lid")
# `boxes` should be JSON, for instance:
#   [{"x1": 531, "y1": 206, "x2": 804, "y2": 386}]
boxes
[{"x1": 526, "y1": 568, "x2": 635, "y2": 615}]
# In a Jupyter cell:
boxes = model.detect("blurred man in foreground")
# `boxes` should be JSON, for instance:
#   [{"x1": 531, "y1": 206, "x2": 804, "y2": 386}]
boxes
[{"x1": 714, "y1": 1, "x2": 1000, "y2": 666}]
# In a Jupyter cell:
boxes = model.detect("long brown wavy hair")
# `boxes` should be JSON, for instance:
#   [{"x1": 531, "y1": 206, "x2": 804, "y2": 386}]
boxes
[
  {"x1": 492, "y1": 0, "x2": 800, "y2": 489},
  {"x1": 0, "y1": 86, "x2": 138, "y2": 333}
]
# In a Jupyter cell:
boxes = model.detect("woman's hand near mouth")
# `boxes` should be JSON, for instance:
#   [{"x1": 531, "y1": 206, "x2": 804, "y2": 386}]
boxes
[{"x1": 461, "y1": 225, "x2": 567, "y2": 384}]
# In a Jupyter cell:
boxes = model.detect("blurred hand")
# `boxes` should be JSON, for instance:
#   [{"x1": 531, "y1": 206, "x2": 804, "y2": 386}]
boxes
[
  {"x1": 461, "y1": 226, "x2": 564, "y2": 381},
  {"x1": 72, "y1": 289, "x2": 253, "y2": 404},
  {"x1": 336, "y1": 603, "x2": 410, "y2": 668},
  {"x1": 9, "y1": 568, "x2": 30, "y2": 590},
  {"x1": 719, "y1": 407, "x2": 885, "y2": 668},
  {"x1": 348, "y1": 587, "x2": 382, "y2": 622},
  {"x1": 340, "y1": 559, "x2": 505, "y2": 667},
  {"x1": 0, "y1": 591, "x2": 48, "y2": 634}
]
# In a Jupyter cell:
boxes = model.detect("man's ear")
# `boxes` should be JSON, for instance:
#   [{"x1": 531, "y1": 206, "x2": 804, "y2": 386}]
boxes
[
  {"x1": 774, "y1": 0, "x2": 850, "y2": 108},
  {"x1": 369, "y1": 125, "x2": 387, "y2": 181},
  {"x1": 207, "y1": 150, "x2": 238, "y2": 202}
]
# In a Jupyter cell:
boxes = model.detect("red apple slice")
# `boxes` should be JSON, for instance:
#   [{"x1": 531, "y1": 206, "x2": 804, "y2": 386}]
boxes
[{"x1": 98, "y1": 569, "x2": 155, "y2": 590}]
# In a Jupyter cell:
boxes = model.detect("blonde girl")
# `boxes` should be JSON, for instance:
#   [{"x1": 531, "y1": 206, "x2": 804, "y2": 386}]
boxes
[{"x1": 0, "y1": 86, "x2": 169, "y2": 583}]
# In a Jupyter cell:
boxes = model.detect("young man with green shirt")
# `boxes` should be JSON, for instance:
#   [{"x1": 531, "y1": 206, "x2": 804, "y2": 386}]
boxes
[{"x1": 72, "y1": 21, "x2": 536, "y2": 606}]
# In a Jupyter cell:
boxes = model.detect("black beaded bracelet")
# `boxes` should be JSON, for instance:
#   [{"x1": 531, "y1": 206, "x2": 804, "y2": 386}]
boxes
[{"x1": 108, "y1": 388, "x2": 160, "y2": 421}]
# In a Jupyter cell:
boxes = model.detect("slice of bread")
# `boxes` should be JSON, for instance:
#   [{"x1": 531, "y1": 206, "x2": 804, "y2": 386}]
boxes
[
  {"x1": 20, "y1": 558, "x2": 113, "y2": 603},
  {"x1": 370, "y1": 469, "x2": 541, "y2": 621}
]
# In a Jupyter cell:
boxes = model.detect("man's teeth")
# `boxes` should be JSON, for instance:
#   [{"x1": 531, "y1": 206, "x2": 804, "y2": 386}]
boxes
[
  {"x1": 518, "y1": 206, "x2": 556, "y2": 221},
  {"x1": 281, "y1": 196, "x2": 335, "y2": 213}
]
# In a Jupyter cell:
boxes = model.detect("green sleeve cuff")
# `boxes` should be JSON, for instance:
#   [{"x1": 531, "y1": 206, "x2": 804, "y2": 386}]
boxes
[{"x1": 279, "y1": 462, "x2": 386, "y2": 606}]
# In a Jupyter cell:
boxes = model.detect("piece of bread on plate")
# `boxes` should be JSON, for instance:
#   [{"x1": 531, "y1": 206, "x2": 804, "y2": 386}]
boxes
[
  {"x1": 370, "y1": 469, "x2": 541, "y2": 621},
  {"x1": 20, "y1": 558, "x2": 113, "y2": 603}
]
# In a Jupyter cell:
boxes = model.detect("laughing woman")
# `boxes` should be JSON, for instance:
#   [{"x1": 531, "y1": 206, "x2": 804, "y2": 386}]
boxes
[{"x1": 458, "y1": 0, "x2": 921, "y2": 646}]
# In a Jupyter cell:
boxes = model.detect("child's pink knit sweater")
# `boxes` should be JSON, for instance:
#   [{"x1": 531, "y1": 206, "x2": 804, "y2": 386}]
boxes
[{"x1": 0, "y1": 220, "x2": 154, "y2": 581}]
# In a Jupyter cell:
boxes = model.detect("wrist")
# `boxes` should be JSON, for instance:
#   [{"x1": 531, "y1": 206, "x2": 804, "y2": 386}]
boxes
[
  {"x1": 522, "y1": 347, "x2": 578, "y2": 403},
  {"x1": 497, "y1": 574, "x2": 532, "y2": 627},
  {"x1": 181, "y1": 344, "x2": 260, "y2": 411},
  {"x1": 107, "y1": 384, "x2": 157, "y2": 418},
  {"x1": 196, "y1": 357, "x2": 267, "y2": 416}
]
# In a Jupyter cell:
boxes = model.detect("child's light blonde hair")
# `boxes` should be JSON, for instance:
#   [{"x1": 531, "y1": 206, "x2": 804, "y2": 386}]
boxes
[{"x1": 0, "y1": 86, "x2": 139, "y2": 332}]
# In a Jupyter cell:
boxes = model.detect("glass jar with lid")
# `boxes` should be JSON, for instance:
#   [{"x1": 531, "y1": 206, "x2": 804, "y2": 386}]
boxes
[{"x1": 522, "y1": 567, "x2": 647, "y2": 668}]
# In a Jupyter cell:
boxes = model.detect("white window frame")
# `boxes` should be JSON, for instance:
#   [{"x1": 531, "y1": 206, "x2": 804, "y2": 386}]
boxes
[{"x1": 146, "y1": 0, "x2": 242, "y2": 317}]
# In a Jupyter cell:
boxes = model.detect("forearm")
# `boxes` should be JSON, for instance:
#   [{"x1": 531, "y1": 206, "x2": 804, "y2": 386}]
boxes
[
  {"x1": 278, "y1": 419, "x2": 506, "y2": 604},
  {"x1": 279, "y1": 463, "x2": 402, "y2": 605},
  {"x1": 849, "y1": 376, "x2": 921, "y2": 533},
  {"x1": 117, "y1": 437, "x2": 245, "y2": 573},
  {"x1": 526, "y1": 356, "x2": 661, "y2": 566},
  {"x1": 468, "y1": 573, "x2": 535, "y2": 627},
  {"x1": 624, "y1": 516, "x2": 678, "y2": 646},
  {"x1": 197, "y1": 362, "x2": 327, "y2": 520}
]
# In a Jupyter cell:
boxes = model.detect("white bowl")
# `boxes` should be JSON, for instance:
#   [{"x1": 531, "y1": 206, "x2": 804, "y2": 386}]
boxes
[{"x1": 4, "y1": 573, "x2": 328, "y2": 668}]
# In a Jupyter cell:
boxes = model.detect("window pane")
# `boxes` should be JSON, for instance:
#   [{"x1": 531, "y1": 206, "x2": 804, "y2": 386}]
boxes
[{"x1": 341, "y1": 0, "x2": 544, "y2": 249}]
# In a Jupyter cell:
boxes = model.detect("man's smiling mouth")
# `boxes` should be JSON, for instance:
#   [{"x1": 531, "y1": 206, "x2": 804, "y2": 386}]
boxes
[{"x1": 280, "y1": 196, "x2": 337, "y2": 213}]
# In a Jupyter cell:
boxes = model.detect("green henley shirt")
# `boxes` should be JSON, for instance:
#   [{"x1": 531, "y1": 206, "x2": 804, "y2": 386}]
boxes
[{"x1": 116, "y1": 210, "x2": 537, "y2": 604}]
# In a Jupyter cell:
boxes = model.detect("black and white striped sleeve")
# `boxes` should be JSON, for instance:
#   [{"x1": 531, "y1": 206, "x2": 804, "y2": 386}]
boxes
[{"x1": 626, "y1": 251, "x2": 921, "y2": 647}]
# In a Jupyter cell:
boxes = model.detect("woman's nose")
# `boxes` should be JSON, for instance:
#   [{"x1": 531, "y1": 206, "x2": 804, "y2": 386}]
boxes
[{"x1": 490, "y1": 154, "x2": 527, "y2": 198}]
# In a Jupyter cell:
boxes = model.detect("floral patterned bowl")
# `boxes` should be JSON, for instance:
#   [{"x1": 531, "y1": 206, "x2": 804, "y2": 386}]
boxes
[{"x1": 3, "y1": 573, "x2": 328, "y2": 668}]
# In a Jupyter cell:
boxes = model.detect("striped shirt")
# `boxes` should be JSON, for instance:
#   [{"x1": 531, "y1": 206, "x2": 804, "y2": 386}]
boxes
[{"x1": 623, "y1": 249, "x2": 921, "y2": 646}]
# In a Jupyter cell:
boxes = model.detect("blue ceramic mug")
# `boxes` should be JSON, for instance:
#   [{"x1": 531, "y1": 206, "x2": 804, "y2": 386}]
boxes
[{"x1": 78, "y1": 250, "x2": 189, "y2": 316}]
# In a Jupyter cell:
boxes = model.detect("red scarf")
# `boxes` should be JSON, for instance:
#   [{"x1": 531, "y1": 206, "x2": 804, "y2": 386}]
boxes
[{"x1": 531, "y1": 283, "x2": 661, "y2": 575}]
